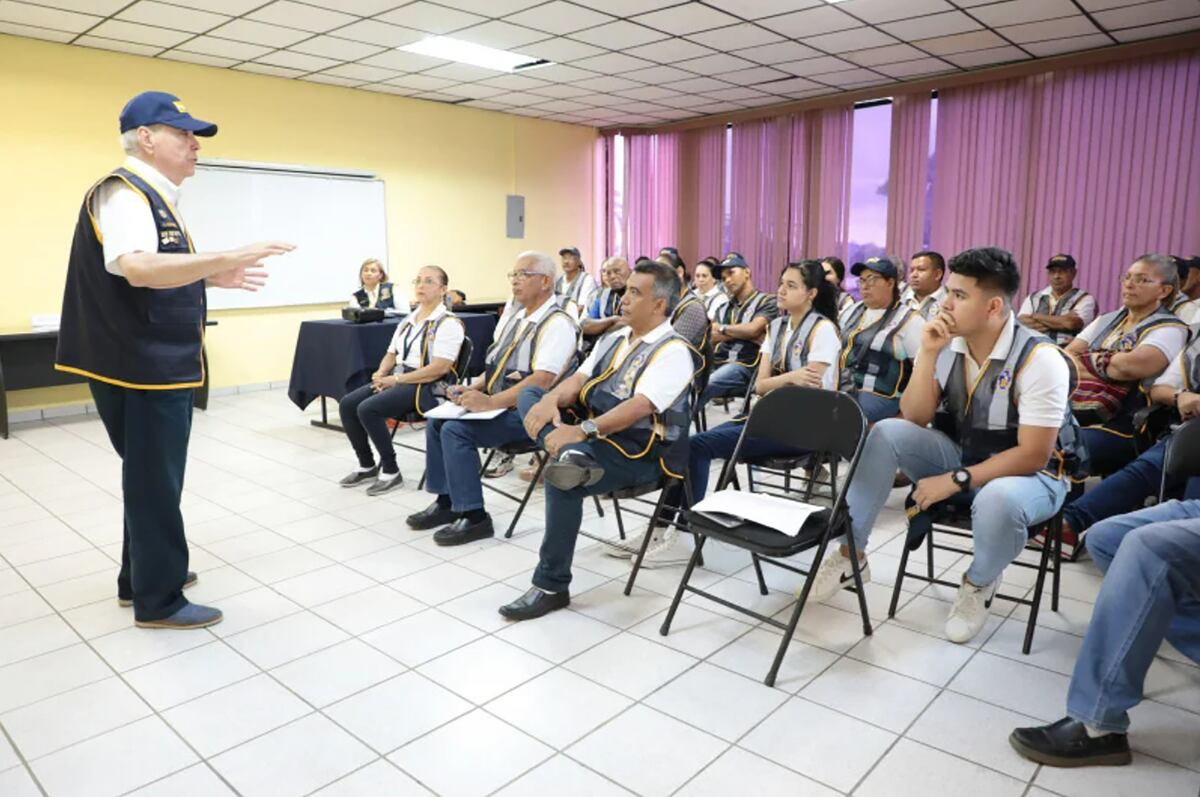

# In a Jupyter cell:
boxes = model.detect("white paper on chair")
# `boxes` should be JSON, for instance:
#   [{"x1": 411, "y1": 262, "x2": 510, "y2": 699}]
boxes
[
  {"x1": 423, "y1": 403, "x2": 506, "y2": 421},
  {"x1": 691, "y1": 490, "x2": 824, "y2": 537}
]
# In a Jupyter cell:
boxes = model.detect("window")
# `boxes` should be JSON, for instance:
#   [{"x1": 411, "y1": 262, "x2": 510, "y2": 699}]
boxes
[
  {"x1": 846, "y1": 102, "x2": 892, "y2": 285},
  {"x1": 611, "y1": 133, "x2": 625, "y2": 257}
]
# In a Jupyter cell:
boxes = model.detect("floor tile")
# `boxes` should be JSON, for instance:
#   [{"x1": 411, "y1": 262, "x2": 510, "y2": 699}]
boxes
[
  {"x1": 91, "y1": 624, "x2": 215, "y2": 672},
  {"x1": 312, "y1": 584, "x2": 425, "y2": 635},
  {"x1": 207, "y1": 587, "x2": 304, "y2": 638},
  {"x1": 162, "y1": 674, "x2": 311, "y2": 756},
  {"x1": 847, "y1": 622, "x2": 975, "y2": 686},
  {"x1": 0, "y1": 614, "x2": 80, "y2": 667},
  {"x1": 234, "y1": 545, "x2": 333, "y2": 584},
  {"x1": 493, "y1": 754, "x2": 634, "y2": 796},
  {"x1": 0, "y1": 590, "x2": 54, "y2": 630},
  {"x1": 439, "y1": 581, "x2": 525, "y2": 632},
  {"x1": 644, "y1": 661, "x2": 787, "y2": 741},
  {"x1": 631, "y1": 605, "x2": 754, "y2": 659},
  {"x1": 572, "y1": 582, "x2": 672, "y2": 629},
  {"x1": 1128, "y1": 697, "x2": 1200, "y2": 771},
  {"x1": 224, "y1": 611, "x2": 349, "y2": 669},
  {"x1": 563, "y1": 632, "x2": 697, "y2": 700},
  {"x1": 948, "y1": 651, "x2": 1071, "y2": 722},
  {"x1": 121, "y1": 762, "x2": 236, "y2": 796},
  {"x1": 1034, "y1": 749, "x2": 1200, "y2": 796},
  {"x1": 124, "y1": 640, "x2": 259, "y2": 711},
  {"x1": 418, "y1": 635, "x2": 552, "y2": 704},
  {"x1": 495, "y1": 605, "x2": 619, "y2": 663},
  {"x1": 905, "y1": 690, "x2": 1040, "y2": 780},
  {"x1": 311, "y1": 759, "x2": 434, "y2": 796},
  {"x1": 306, "y1": 528, "x2": 398, "y2": 561},
  {"x1": 487, "y1": 668, "x2": 632, "y2": 748},
  {"x1": 344, "y1": 543, "x2": 444, "y2": 581},
  {"x1": 2, "y1": 676, "x2": 152, "y2": 760},
  {"x1": 856, "y1": 737, "x2": 1026, "y2": 796},
  {"x1": 801, "y1": 656, "x2": 939, "y2": 734},
  {"x1": 388, "y1": 561, "x2": 493, "y2": 604},
  {"x1": 204, "y1": 530, "x2": 294, "y2": 564},
  {"x1": 271, "y1": 639, "x2": 404, "y2": 707},
  {"x1": 675, "y1": 746, "x2": 839, "y2": 796},
  {"x1": 272, "y1": 564, "x2": 376, "y2": 607},
  {"x1": 0, "y1": 766, "x2": 42, "y2": 797},
  {"x1": 454, "y1": 542, "x2": 541, "y2": 580},
  {"x1": 325, "y1": 671, "x2": 472, "y2": 754},
  {"x1": 706, "y1": 627, "x2": 840, "y2": 693},
  {"x1": 360, "y1": 609, "x2": 484, "y2": 667},
  {"x1": 0, "y1": 643, "x2": 112, "y2": 713}
]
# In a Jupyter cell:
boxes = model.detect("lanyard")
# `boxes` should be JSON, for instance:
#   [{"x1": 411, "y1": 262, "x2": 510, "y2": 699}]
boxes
[{"x1": 400, "y1": 317, "x2": 431, "y2": 363}]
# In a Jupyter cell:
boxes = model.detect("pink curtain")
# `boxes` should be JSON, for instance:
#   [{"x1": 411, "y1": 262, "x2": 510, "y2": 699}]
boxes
[
  {"x1": 591, "y1": 135, "x2": 607, "y2": 278},
  {"x1": 617, "y1": 130, "x2": 681, "y2": 261},
  {"x1": 601, "y1": 131, "x2": 620, "y2": 261},
  {"x1": 796, "y1": 106, "x2": 854, "y2": 262},
  {"x1": 728, "y1": 115, "x2": 795, "y2": 287},
  {"x1": 678, "y1": 125, "x2": 726, "y2": 267},
  {"x1": 886, "y1": 92, "x2": 932, "y2": 262}
]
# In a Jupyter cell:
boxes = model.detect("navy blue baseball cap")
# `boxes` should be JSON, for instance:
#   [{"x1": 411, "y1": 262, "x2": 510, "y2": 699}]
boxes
[
  {"x1": 119, "y1": 91, "x2": 217, "y2": 136},
  {"x1": 851, "y1": 256, "x2": 899, "y2": 280},
  {"x1": 720, "y1": 253, "x2": 748, "y2": 269},
  {"x1": 558, "y1": 246, "x2": 580, "y2": 257},
  {"x1": 1046, "y1": 253, "x2": 1076, "y2": 270}
]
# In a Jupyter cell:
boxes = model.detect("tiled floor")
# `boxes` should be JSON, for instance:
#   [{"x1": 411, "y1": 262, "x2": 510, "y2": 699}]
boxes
[{"x1": 0, "y1": 389, "x2": 1197, "y2": 796}]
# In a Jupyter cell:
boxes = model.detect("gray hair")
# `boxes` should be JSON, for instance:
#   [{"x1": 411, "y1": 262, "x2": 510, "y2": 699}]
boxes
[
  {"x1": 601, "y1": 255, "x2": 630, "y2": 274},
  {"x1": 515, "y1": 250, "x2": 557, "y2": 280},
  {"x1": 1134, "y1": 253, "x2": 1180, "y2": 289},
  {"x1": 119, "y1": 128, "x2": 143, "y2": 156},
  {"x1": 634, "y1": 261, "x2": 681, "y2": 315}
]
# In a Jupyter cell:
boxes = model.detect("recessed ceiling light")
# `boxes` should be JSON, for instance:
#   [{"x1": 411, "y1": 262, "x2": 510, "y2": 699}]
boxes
[{"x1": 400, "y1": 36, "x2": 548, "y2": 73}]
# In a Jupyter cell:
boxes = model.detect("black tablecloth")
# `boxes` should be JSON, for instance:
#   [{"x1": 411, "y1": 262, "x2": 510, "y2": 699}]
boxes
[{"x1": 287, "y1": 312, "x2": 496, "y2": 410}]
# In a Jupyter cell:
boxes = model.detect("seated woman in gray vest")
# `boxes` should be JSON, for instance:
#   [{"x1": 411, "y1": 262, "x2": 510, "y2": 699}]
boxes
[
  {"x1": 810, "y1": 247, "x2": 1080, "y2": 644},
  {"x1": 702, "y1": 253, "x2": 779, "y2": 404},
  {"x1": 1064, "y1": 254, "x2": 1188, "y2": 478},
  {"x1": 837, "y1": 256, "x2": 925, "y2": 423},
  {"x1": 821, "y1": 256, "x2": 855, "y2": 315},
  {"x1": 693, "y1": 257, "x2": 729, "y2": 320},
  {"x1": 350, "y1": 257, "x2": 395, "y2": 310},
  {"x1": 1017, "y1": 254, "x2": 1095, "y2": 346},
  {"x1": 500, "y1": 262, "x2": 694, "y2": 621},
  {"x1": 338, "y1": 266, "x2": 464, "y2": 495},
  {"x1": 657, "y1": 250, "x2": 710, "y2": 355}
]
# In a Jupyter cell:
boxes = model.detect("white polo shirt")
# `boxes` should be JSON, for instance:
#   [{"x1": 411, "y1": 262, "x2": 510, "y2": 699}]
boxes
[
  {"x1": 928, "y1": 312, "x2": 1069, "y2": 428},
  {"x1": 761, "y1": 315, "x2": 841, "y2": 390},
  {"x1": 1018, "y1": 286, "x2": 1097, "y2": 328},
  {"x1": 577, "y1": 320, "x2": 693, "y2": 411},
  {"x1": 497, "y1": 295, "x2": 577, "y2": 376},
  {"x1": 387, "y1": 303, "x2": 464, "y2": 371},
  {"x1": 95, "y1": 157, "x2": 186, "y2": 277},
  {"x1": 840, "y1": 304, "x2": 927, "y2": 362},
  {"x1": 1076, "y1": 310, "x2": 1188, "y2": 362},
  {"x1": 1153, "y1": 337, "x2": 1200, "y2": 392},
  {"x1": 902, "y1": 285, "x2": 947, "y2": 320},
  {"x1": 701, "y1": 286, "x2": 729, "y2": 320}
]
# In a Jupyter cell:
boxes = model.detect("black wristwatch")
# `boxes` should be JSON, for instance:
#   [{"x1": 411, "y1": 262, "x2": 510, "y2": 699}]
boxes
[
  {"x1": 952, "y1": 468, "x2": 972, "y2": 493},
  {"x1": 580, "y1": 419, "x2": 599, "y2": 440}
]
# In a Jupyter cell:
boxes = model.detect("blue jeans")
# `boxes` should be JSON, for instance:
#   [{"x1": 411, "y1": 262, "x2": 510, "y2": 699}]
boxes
[
  {"x1": 1079, "y1": 427, "x2": 1139, "y2": 477},
  {"x1": 852, "y1": 390, "x2": 902, "y2": 424},
  {"x1": 516, "y1": 387, "x2": 661, "y2": 592},
  {"x1": 684, "y1": 420, "x2": 807, "y2": 504},
  {"x1": 845, "y1": 418, "x2": 1067, "y2": 586},
  {"x1": 423, "y1": 408, "x2": 528, "y2": 513},
  {"x1": 1064, "y1": 438, "x2": 1200, "y2": 533},
  {"x1": 701, "y1": 362, "x2": 753, "y2": 405},
  {"x1": 1067, "y1": 500, "x2": 1200, "y2": 732}
]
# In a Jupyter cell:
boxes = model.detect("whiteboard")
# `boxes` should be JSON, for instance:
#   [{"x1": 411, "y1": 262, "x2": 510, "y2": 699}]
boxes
[{"x1": 178, "y1": 163, "x2": 388, "y2": 310}]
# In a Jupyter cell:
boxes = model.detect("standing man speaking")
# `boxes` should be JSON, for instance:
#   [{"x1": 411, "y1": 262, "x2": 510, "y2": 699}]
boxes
[{"x1": 55, "y1": 92, "x2": 293, "y2": 629}]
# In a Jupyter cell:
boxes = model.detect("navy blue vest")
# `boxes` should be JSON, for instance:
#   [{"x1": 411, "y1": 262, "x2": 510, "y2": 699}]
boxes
[
  {"x1": 353, "y1": 282, "x2": 395, "y2": 309},
  {"x1": 56, "y1": 167, "x2": 206, "y2": 388}
]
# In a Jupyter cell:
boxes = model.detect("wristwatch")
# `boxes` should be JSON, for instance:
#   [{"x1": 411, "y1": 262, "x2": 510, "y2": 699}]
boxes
[
  {"x1": 580, "y1": 419, "x2": 600, "y2": 440},
  {"x1": 952, "y1": 468, "x2": 972, "y2": 493},
  {"x1": 719, "y1": 324, "x2": 728, "y2": 336}
]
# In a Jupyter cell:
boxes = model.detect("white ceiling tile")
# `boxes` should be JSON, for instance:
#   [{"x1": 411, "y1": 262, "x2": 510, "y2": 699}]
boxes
[
  {"x1": 675, "y1": 52, "x2": 758, "y2": 74},
  {"x1": 874, "y1": 56, "x2": 955, "y2": 78},
  {"x1": 657, "y1": 93, "x2": 719, "y2": 108},
  {"x1": 663, "y1": 75, "x2": 734, "y2": 92},
  {"x1": 520, "y1": 36, "x2": 606, "y2": 62},
  {"x1": 461, "y1": 99, "x2": 509, "y2": 110},
  {"x1": 1000, "y1": 15, "x2": 1101, "y2": 43},
  {"x1": 644, "y1": 106, "x2": 699, "y2": 119},
  {"x1": 569, "y1": 0, "x2": 680, "y2": 16},
  {"x1": 530, "y1": 98, "x2": 591, "y2": 112},
  {"x1": 1110, "y1": 15, "x2": 1200, "y2": 39},
  {"x1": 572, "y1": 93, "x2": 629, "y2": 107},
  {"x1": 505, "y1": 1, "x2": 614, "y2": 35},
  {"x1": 570, "y1": 51, "x2": 657, "y2": 74},
  {"x1": 614, "y1": 100, "x2": 671, "y2": 113},
  {"x1": 361, "y1": 49, "x2": 447, "y2": 71},
  {"x1": 384, "y1": 73, "x2": 456, "y2": 90},
  {"x1": 361, "y1": 83, "x2": 417, "y2": 95},
  {"x1": 690, "y1": 101, "x2": 747, "y2": 113},
  {"x1": 255, "y1": 50, "x2": 340, "y2": 72},
  {"x1": 632, "y1": 4, "x2": 741, "y2": 35},
  {"x1": 943, "y1": 45, "x2": 1032, "y2": 68},
  {"x1": 810, "y1": 67, "x2": 879, "y2": 85},
  {"x1": 490, "y1": 90, "x2": 552, "y2": 105},
  {"x1": 116, "y1": 1, "x2": 229, "y2": 34},
  {"x1": 321, "y1": 63, "x2": 399, "y2": 82},
  {"x1": 0, "y1": 1, "x2": 99, "y2": 33},
  {"x1": 438, "y1": 82, "x2": 509, "y2": 99},
  {"x1": 572, "y1": 74, "x2": 643, "y2": 92},
  {"x1": 703, "y1": 85, "x2": 772, "y2": 101},
  {"x1": 912, "y1": 29, "x2": 1007, "y2": 55},
  {"x1": 162, "y1": 0, "x2": 264, "y2": 12},
  {"x1": 76, "y1": 36, "x2": 163, "y2": 56},
  {"x1": 622, "y1": 64, "x2": 693, "y2": 83},
  {"x1": 519, "y1": 63, "x2": 595, "y2": 82},
  {"x1": 738, "y1": 93, "x2": 795, "y2": 106},
  {"x1": 845, "y1": 43, "x2": 927, "y2": 66},
  {"x1": 704, "y1": 0, "x2": 824, "y2": 19},
  {"x1": 291, "y1": 35, "x2": 382, "y2": 60},
  {"x1": 569, "y1": 19, "x2": 668, "y2": 49},
  {"x1": 172, "y1": 35, "x2": 272, "y2": 60},
  {"x1": 436, "y1": 0, "x2": 543, "y2": 14},
  {"x1": 18, "y1": 0, "x2": 124, "y2": 12},
  {"x1": 455, "y1": 19, "x2": 546, "y2": 49},
  {"x1": 299, "y1": 0, "x2": 406, "y2": 13},
  {"x1": 527, "y1": 82, "x2": 593, "y2": 98},
  {"x1": 952, "y1": 0, "x2": 1004, "y2": 5},
  {"x1": 775, "y1": 55, "x2": 857, "y2": 76},
  {"x1": 208, "y1": 18, "x2": 312, "y2": 47},
  {"x1": 741, "y1": 40, "x2": 823, "y2": 64},
  {"x1": 880, "y1": 11, "x2": 981, "y2": 40},
  {"x1": 159, "y1": 49, "x2": 238, "y2": 67},
  {"x1": 421, "y1": 62, "x2": 502, "y2": 81},
  {"x1": 804, "y1": 27, "x2": 898, "y2": 51},
  {"x1": 245, "y1": 1, "x2": 356, "y2": 33},
  {"x1": 1094, "y1": 0, "x2": 1200, "y2": 29},
  {"x1": 0, "y1": 20, "x2": 73, "y2": 41},
  {"x1": 685, "y1": 22, "x2": 783, "y2": 49},
  {"x1": 758, "y1": 5, "x2": 860, "y2": 38},
  {"x1": 615, "y1": 84, "x2": 683, "y2": 100},
  {"x1": 333, "y1": 20, "x2": 423, "y2": 48},
  {"x1": 87, "y1": 20, "x2": 193, "y2": 46},
  {"x1": 721, "y1": 65, "x2": 792, "y2": 84},
  {"x1": 835, "y1": 0, "x2": 955, "y2": 23},
  {"x1": 970, "y1": 0, "x2": 1084, "y2": 27},
  {"x1": 412, "y1": 91, "x2": 464, "y2": 103},
  {"x1": 376, "y1": 2, "x2": 485, "y2": 34},
  {"x1": 477, "y1": 73, "x2": 547, "y2": 90},
  {"x1": 1022, "y1": 33, "x2": 1114, "y2": 55},
  {"x1": 622, "y1": 37, "x2": 714, "y2": 62},
  {"x1": 234, "y1": 62, "x2": 304, "y2": 78},
  {"x1": 301, "y1": 73, "x2": 363, "y2": 86},
  {"x1": 1074, "y1": 0, "x2": 1148, "y2": 9}
]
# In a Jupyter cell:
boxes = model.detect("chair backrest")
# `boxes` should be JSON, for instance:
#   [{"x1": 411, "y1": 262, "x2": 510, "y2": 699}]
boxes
[
  {"x1": 453, "y1": 336, "x2": 474, "y2": 382},
  {"x1": 1161, "y1": 417, "x2": 1200, "y2": 501}
]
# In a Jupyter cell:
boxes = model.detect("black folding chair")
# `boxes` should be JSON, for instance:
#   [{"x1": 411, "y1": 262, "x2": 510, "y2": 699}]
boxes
[
  {"x1": 661, "y1": 386, "x2": 871, "y2": 687},
  {"x1": 389, "y1": 338, "x2": 474, "y2": 490},
  {"x1": 1160, "y1": 417, "x2": 1200, "y2": 501},
  {"x1": 886, "y1": 494, "x2": 1063, "y2": 655}
]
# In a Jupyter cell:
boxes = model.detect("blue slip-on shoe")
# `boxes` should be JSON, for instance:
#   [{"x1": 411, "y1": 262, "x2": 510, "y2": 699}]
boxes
[{"x1": 135, "y1": 601, "x2": 223, "y2": 630}]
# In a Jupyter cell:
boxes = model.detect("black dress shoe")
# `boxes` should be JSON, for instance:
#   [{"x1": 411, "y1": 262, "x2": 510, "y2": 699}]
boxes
[
  {"x1": 433, "y1": 514, "x2": 494, "y2": 546},
  {"x1": 543, "y1": 450, "x2": 605, "y2": 491},
  {"x1": 1010, "y1": 717, "x2": 1131, "y2": 767},
  {"x1": 499, "y1": 587, "x2": 570, "y2": 621},
  {"x1": 407, "y1": 501, "x2": 456, "y2": 530}
]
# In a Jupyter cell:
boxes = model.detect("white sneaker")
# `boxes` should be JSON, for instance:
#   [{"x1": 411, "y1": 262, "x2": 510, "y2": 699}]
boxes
[
  {"x1": 635, "y1": 527, "x2": 692, "y2": 568},
  {"x1": 944, "y1": 574, "x2": 1000, "y2": 643},
  {"x1": 603, "y1": 529, "x2": 646, "y2": 558},
  {"x1": 804, "y1": 551, "x2": 870, "y2": 603}
]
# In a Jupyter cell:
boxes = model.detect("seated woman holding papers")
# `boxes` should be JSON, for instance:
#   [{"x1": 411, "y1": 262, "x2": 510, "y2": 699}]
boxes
[
  {"x1": 350, "y1": 257, "x2": 395, "y2": 310},
  {"x1": 338, "y1": 266, "x2": 464, "y2": 495}
]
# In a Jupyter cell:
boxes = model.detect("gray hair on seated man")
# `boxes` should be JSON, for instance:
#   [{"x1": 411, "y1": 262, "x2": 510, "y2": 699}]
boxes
[
  {"x1": 515, "y1": 250, "x2": 558, "y2": 279},
  {"x1": 1135, "y1": 253, "x2": 1180, "y2": 289},
  {"x1": 634, "y1": 260, "x2": 681, "y2": 315}
]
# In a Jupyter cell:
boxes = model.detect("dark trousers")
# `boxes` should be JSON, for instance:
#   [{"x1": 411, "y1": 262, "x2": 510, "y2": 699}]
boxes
[
  {"x1": 89, "y1": 380, "x2": 192, "y2": 622},
  {"x1": 516, "y1": 386, "x2": 661, "y2": 592},
  {"x1": 1079, "y1": 427, "x2": 1140, "y2": 478},
  {"x1": 423, "y1": 408, "x2": 529, "y2": 513},
  {"x1": 339, "y1": 383, "x2": 432, "y2": 472},
  {"x1": 1064, "y1": 437, "x2": 1200, "y2": 533}
]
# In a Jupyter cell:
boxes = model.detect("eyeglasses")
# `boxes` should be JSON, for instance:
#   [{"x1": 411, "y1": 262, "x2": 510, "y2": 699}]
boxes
[
  {"x1": 411, "y1": 277, "x2": 441, "y2": 287},
  {"x1": 859, "y1": 275, "x2": 885, "y2": 288},
  {"x1": 1120, "y1": 273, "x2": 1163, "y2": 287},
  {"x1": 507, "y1": 270, "x2": 545, "y2": 281}
]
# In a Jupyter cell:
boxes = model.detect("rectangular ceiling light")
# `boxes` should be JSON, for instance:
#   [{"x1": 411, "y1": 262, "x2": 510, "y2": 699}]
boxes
[{"x1": 400, "y1": 36, "x2": 548, "y2": 73}]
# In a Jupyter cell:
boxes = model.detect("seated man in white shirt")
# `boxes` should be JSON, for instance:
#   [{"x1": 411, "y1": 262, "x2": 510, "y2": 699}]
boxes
[
  {"x1": 900, "y1": 250, "x2": 948, "y2": 320},
  {"x1": 1017, "y1": 254, "x2": 1096, "y2": 346},
  {"x1": 1167, "y1": 254, "x2": 1200, "y2": 325},
  {"x1": 405, "y1": 252, "x2": 578, "y2": 546},
  {"x1": 810, "y1": 247, "x2": 1080, "y2": 643},
  {"x1": 501, "y1": 262, "x2": 694, "y2": 621}
]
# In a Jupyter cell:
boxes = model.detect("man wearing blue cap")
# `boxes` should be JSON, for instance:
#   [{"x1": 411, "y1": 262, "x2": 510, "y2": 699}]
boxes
[
  {"x1": 702, "y1": 252, "x2": 778, "y2": 404},
  {"x1": 55, "y1": 91, "x2": 293, "y2": 629}
]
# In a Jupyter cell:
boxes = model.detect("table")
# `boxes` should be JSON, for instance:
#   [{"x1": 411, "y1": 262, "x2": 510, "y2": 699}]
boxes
[{"x1": 287, "y1": 312, "x2": 497, "y2": 430}]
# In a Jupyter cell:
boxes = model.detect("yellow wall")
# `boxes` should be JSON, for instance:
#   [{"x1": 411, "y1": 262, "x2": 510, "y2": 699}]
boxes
[{"x1": 0, "y1": 35, "x2": 596, "y2": 411}]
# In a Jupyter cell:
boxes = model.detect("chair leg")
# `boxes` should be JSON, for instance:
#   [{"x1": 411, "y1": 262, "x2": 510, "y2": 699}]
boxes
[
  {"x1": 1024, "y1": 519, "x2": 1056, "y2": 655},
  {"x1": 660, "y1": 535, "x2": 706, "y2": 636},
  {"x1": 1051, "y1": 514, "x2": 1063, "y2": 612},
  {"x1": 593, "y1": 494, "x2": 605, "y2": 518},
  {"x1": 479, "y1": 448, "x2": 496, "y2": 477},
  {"x1": 844, "y1": 532, "x2": 873, "y2": 636},
  {"x1": 767, "y1": 535, "x2": 833, "y2": 687},
  {"x1": 625, "y1": 489, "x2": 670, "y2": 595},
  {"x1": 418, "y1": 468, "x2": 427, "y2": 492},
  {"x1": 613, "y1": 496, "x2": 627, "y2": 541},
  {"x1": 750, "y1": 553, "x2": 768, "y2": 596},
  {"x1": 888, "y1": 539, "x2": 912, "y2": 618},
  {"x1": 505, "y1": 453, "x2": 546, "y2": 538},
  {"x1": 925, "y1": 531, "x2": 936, "y2": 580}
]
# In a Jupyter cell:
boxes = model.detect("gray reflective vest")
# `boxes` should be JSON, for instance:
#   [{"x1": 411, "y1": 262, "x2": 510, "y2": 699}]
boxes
[
  {"x1": 767, "y1": 311, "x2": 825, "y2": 375},
  {"x1": 839, "y1": 301, "x2": 916, "y2": 397},
  {"x1": 716, "y1": 290, "x2": 774, "y2": 366},
  {"x1": 483, "y1": 305, "x2": 578, "y2": 394},
  {"x1": 579, "y1": 331, "x2": 691, "y2": 477},
  {"x1": 1183, "y1": 335, "x2": 1200, "y2": 391},
  {"x1": 556, "y1": 271, "x2": 593, "y2": 304},
  {"x1": 1033, "y1": 287, "x2": 1088, "y2": 345},
  {"x1": 1086, "y1": 306, "x2": 1188, "y2": 434},
  {"x1": 395, "y1": 314, "x2": 465, "y2": 413},
  {"x1": 934, "y1": 323, "x2": 1084, "y2": 478},
  {"x1": 671, "y1": 290, "x2": 710, "y2": 364},
  {"x1": 596, "y1": 287, "x2": 623, "y2": 319},
  {"x1": 1169, "y1": 292, "x2": 1193, "y2": 314}
]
